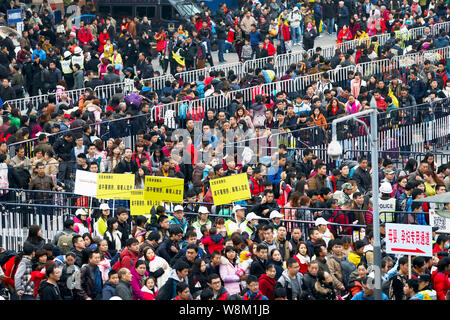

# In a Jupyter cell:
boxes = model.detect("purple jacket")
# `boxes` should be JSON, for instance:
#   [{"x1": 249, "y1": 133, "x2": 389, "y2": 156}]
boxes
[{"x1": 130, "y1": 266, "x2": 149, "y2": 300}]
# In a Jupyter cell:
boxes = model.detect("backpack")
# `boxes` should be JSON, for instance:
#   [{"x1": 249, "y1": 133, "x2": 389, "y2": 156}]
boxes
[
  {"x1": 124, "y1": 92, "x2": 143, "y2": 108},
  {"x1": 0, "y1": 250, "x2": 16, "y2": 269},
  {"x1": 57, "y1": 231, "x2": 74, "y2": 255},
  {"x1": 327, "y1": 211, "x2": 345, "y2": 236},
  {"x1": 111, "y1": 253, "x2": 134, "y2": 271},
  {"x1": 332, "y1": 256, "x2": 356, "y2": 290}
]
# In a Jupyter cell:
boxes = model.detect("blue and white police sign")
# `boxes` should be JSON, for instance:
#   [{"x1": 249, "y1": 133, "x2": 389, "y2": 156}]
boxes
[{"x1": 7, "y1": 9, "x2": 22, "y2": 24}]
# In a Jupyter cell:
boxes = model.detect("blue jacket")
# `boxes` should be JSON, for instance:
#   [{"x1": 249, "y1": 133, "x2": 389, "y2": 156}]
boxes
[
  {"x1": 169, "y1": 216, "x2": 189, "y2": 235},
  {"x1": 408, "y1": 79, "x2": 426, "y2": 104},
  {"x1": 351, "y1": 291, "x2": 389, "y2": 300},
  {"x1": 32, "y1": 49, "x2": 47, "y2": 61},
  {"x1": 268, "y1": 164, "x2": 283, "y2": 184},
  {"x1": 196, "y1": 81, "x2": 205, "y2": 98},
  {"x1": 314, "y1": 4, "x2": 322, "y2": 19},
  {"x1": 102, "y1": 282, "x2": 116, "y2": 300},
  {"x1": 249, "y1": 30, "x2": 261, "y2": 46},
  {"x1": 434, "y1": 36, "x2": 449, "y2": 49}
]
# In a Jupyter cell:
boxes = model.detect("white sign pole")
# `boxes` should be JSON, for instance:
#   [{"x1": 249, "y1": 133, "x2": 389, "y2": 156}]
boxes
[{"x1": 408, "y1": 255, "x2": 412, "y2": 279}]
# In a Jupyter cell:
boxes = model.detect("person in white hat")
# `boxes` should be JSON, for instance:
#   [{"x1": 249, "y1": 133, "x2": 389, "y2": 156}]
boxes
[
  {"x1": 315, "y1": 217, "x2": 334, "y2": 246},
  {"x1": 192, "y1": 206, "x2": 212, "y2": 239},
  {"x1": 169, "y1": 205, "x2": 188, "y2": 235},
  {"x1": 241, "y1": 212, "x2": 262, "y2": 243},
  {"x1": 269, "y1": 210, "x2": 283, "y2": 232},
  {"x1": 73, "y1": 208, "x2": 91, "y2": 235},
  {"x1": 71, "y1": 46, "x2": 84, "y2": 71},
  {"x1": 60, "y1": 50, "x2": 74, "y2": 88},
  {"x1": 224, "y1": 205, "x2": 247, "y2": 237},
  {"x1": 379, "y1": 182, "x2": 396, "y2": 223},
  {"x1": 94, "y1": 203, "x2": 111, "y2": 236}
]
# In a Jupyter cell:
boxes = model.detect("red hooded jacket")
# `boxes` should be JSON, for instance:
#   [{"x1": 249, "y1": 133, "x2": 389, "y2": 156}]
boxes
[
  {"x1": 78, "y1": 27, "x2": 93, "y2": 45},
  {"x1": 258, "y1": 274, "x2": 276, "y2": 300},
  {"x1": 431, "y1": 269, "x2": 449, "y2": 300},
  {"x1": 201, "y1": 234, "x2": 224, "y2": 255}
]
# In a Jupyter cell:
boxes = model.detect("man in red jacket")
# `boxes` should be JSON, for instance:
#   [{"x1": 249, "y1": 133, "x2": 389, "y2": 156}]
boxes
[
  {"x1": 78, "y1": 21, "x2": 93, "y2": 46},
  {"x1": 373, "y1": 90, "x2": 387, "y2": 112},
  {"x1": 249, "y1": 167, "x2": 265, "y2": 196},
  {"x1": 119, "y1": 238, "x2": 140, "y2": 270}
]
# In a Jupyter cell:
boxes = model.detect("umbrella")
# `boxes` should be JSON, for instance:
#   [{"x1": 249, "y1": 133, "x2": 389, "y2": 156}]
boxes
[{"x1": 414, "y1": 192, "x2": 450, "y2": 218}]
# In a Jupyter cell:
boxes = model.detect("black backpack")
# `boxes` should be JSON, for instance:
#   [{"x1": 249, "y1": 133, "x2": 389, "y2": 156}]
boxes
[{"x1": 0, "y1": 250, "x2": 16, "y2": 269}]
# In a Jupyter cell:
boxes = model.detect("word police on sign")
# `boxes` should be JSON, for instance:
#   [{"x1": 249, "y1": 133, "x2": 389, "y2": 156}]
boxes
[{"x1": 385, "y1": 223, "x2": 433, "y2": 257}]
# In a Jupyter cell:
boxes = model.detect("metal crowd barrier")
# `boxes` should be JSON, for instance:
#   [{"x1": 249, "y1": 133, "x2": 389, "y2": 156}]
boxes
[
  {"x1": 4, "y1": 74, "x2": 175, "y2": 112},
  {"x1": 2, "y1": 184, "x2": 442, "y2": 252}
]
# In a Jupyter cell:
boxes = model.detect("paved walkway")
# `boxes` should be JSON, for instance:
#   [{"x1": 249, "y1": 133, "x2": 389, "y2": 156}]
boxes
[{"x1": 151, "y1": 33, "x2": 337, "y2": 74}]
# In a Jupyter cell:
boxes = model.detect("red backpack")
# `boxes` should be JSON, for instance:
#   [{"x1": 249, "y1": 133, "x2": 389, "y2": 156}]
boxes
[{"x1": 111, "y1": 255, "x2": 134, "y2": 271}]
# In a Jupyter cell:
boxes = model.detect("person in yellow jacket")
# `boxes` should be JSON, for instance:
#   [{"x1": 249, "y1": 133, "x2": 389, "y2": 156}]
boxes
[
  {"x1": 278, "y1": 9, "x2": 290, "y2": 27},
  {"x1": 103, "y1": 38, "x2": 114, "y2": 60},
  {"x1": 224, "y1": 205, "x2": 248, "y2": 237},
  {"x1": 94, "y1": 203, "x2": 111, "y2": 236},
  {"x1": 355, "y1": 29, "x2": 369, "y2": 41},
  {"x1": 347, "y1": 240, "x2": 366, "y2": 267}
]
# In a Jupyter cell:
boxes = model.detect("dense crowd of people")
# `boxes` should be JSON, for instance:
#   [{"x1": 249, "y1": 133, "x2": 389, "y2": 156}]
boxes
[
  {"x1": 0, "y1": 0, "x2": 449, "y2": 302},
  {"x1": 0, "y1": 0, "x2": 449, "y2": 100}
]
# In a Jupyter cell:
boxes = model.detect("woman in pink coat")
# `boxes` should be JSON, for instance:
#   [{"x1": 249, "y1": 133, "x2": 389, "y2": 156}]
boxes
[
  {"x1": 130, "y1": 260, "x2": 149, "y2": 300},
  {"x1": 219, "y1": 246, "x2": 243, "y2": 295}
]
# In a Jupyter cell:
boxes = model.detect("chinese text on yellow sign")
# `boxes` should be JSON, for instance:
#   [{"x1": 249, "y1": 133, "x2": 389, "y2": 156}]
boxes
[
  {"x1": 144, "y1": 176, "x2": 184, "y2": 203},
  {"x1": 210, "y1": 173, "x2": 251, "y2": 206},
  {"x1": 96, "y1": 173, "x2": 134, "y2": 199}
]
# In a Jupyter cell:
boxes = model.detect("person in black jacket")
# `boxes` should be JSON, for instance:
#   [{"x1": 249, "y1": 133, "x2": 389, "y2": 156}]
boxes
[
  {"x1": 1, "y1": 33, "x2": 15, "y2": 61},
  {"x1": 352, "y1": 157, "x2": 372, "y2": 194},
  {"x1": 254, "y1": 42, "x2": 269, "y2": 59},
  {"x1": 184, "y1": 36, "x2": 198, "y2": 71},
  {"x1": 215, "y1": 18, "x2": 227, "y2": 63},
  {"x1": 0, "y1": 78, "x2": 16, "y2": 102},
  {"x1": 116, "y1": 206, "x2": 132, "y2": 248},
  {"x1": 113, "y1": 148, "x2": 138, "y2": 174},
  {"x1": 77, "y1": 251, "x2": 103, "y2": 300},
  {"x1": 156, "y1": 225, "x2": 183, "y2": 264},
  {"x1": 39, "y1": 264, "x2": 62, "y2": 300},
  {"x1": 34, "y1": 60, "x2": 51, "y2": 95},
  {"x1": 69, "y1": 235, "x2": 86, "y2": 268},
  {"x1": 141, "y1": 57, "x2": 154, "y2": 80},
  {"x1": 84, "y1": 70, "x2": 104, "y2": 90},
  {"x1": 301, "y1": 261, "x2": 319, "y2": 300},
  {"x1": 249, "y1": 243, "x2": 268, "y2": 279},
  {"x1": 323, "y1": 0, "x2": 337, "y2": 35}
]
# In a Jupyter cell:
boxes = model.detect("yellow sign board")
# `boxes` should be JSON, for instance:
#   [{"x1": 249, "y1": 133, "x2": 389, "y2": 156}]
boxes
[
  {"x1": 96, "y1": 173, "x2": 134, "y2": 200},
  {"x1": 210, "y1": 173, "x2": 251, "y2": 206},
  {"x1": 130, "y1": 189, "x2": 161, "y2": 215},
  {"x1": 144, "y1": 176, "x2": 184, "y2": 203}
]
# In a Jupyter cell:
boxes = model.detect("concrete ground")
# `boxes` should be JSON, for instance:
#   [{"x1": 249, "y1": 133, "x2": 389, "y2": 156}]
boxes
[{"x1": 151, "y1": 33, "x2": 337, "y2": 73}]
